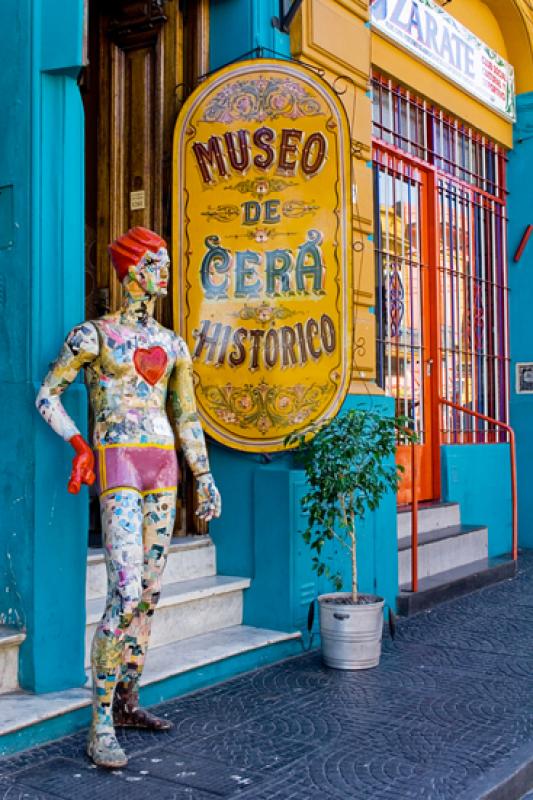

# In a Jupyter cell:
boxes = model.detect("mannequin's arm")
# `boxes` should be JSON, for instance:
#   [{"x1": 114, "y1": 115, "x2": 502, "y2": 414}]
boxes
[
  {"x1": 169, "y1": 337, "x2": 221, "y2": 521},
  {"x1": 36, "y1": 322, "x2": 99, "y2": 493}
]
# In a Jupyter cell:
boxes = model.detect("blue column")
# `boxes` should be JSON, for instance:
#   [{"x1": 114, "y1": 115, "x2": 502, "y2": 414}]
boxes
[
  {"x1": 0, "y1": 0, "x2": 34, "y2": 654},
  {"x1": 0, "y1": 0, "x2": 87, "y2": 692},
  {"x1": 508, "y1": 93, "x2": 533, "y2": 549},
  {"x1": 210, "y1": 0, "x2": 290, "y2": 70}
]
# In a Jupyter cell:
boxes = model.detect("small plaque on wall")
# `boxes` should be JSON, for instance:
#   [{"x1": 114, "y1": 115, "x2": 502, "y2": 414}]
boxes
[
  {"x1": 516, "y1": 363, "x2": 533, "y2": 394},
  {"x1": 130, "y1": 190, "x2": 145, "y2": 211}
]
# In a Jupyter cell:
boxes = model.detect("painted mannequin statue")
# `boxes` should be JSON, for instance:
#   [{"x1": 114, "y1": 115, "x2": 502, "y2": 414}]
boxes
[{"x1": 36, "y1": 227, "x2": 221, "y2": 769}]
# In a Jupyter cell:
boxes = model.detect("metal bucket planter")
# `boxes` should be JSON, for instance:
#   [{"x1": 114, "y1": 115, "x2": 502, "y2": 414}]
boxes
[{"x1": 318, "y1": 593, "x2": 384, "y2": 670}]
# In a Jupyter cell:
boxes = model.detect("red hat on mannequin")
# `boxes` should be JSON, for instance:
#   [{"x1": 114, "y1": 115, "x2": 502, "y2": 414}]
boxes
[{"x1": 108, "y1": 227, "x2": 167, "y2": 282}]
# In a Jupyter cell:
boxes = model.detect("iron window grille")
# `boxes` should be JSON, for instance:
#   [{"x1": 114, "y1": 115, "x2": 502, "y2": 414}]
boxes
[{"x1": 372, "y1": 73, "x2": 510, "y2": 444}]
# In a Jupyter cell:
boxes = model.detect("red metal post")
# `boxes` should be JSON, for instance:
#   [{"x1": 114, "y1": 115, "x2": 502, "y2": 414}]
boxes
[
  {"x1": 513, "y1": 224, "x2": 533, "y2": 263},
  {"x1": 509, "y1": 429, "x2": 518, "y2": 560},
  {"x1": 411, "y1": 438, "x2": 418, "y2": 592}
]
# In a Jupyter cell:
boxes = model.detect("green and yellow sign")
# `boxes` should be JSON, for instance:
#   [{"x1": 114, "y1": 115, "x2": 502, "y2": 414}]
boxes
[{"x1": 173, "y1": 58, "x2": 353, "y2": 452}]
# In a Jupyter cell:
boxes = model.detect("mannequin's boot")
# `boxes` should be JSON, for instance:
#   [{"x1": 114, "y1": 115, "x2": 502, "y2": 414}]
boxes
[
  {"x1": 86, "y1": 723, "x2": 128, "y2": 769},
  {"x1": 113, "y1": 681, "x2": 173, "y2": 730}
]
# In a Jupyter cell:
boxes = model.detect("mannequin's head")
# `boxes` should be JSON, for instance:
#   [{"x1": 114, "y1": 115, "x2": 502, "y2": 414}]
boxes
[{"x1": 108, "y1": 227, "x2": 169, "y2": 298}]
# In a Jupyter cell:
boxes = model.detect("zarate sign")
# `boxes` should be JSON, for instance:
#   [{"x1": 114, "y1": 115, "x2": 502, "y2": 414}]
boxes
[
  {"x1": 173, "y1": 58, "x2": 353, "y2": 452},
  {"x1": 371, "y1": 0, "x2": 516, "y2": 122}
]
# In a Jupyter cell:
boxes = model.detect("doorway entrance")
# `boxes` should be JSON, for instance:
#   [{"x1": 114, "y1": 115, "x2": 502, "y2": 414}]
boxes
[
  {"x1": 80, "y1": 0, "x2": 210, "y2": 543},
  {"x1": 374, "y1": 152, "x2": 436, "y2": 503},
  {"x1": 372, "y1": 74, "x2": 510, "y2": 505}
]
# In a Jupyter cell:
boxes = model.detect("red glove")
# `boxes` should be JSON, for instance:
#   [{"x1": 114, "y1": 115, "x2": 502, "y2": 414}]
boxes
[{"x1": 68, "y1": 435, "x2": 95, "y2": 494}]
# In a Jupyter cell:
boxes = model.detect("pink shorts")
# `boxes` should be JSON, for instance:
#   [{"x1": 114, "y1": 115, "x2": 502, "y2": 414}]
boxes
[{"x1": 95, "y1": 445, "x2": 179, "y2": 497}]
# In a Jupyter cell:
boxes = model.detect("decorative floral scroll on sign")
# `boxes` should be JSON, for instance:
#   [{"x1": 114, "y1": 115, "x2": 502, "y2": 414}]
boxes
[{"x1": 173, "y1": 59, "x2": 353, "y2": 452}]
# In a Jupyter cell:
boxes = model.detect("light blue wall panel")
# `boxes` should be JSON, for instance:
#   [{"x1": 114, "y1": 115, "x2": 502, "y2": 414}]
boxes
[
  {"x1": 0, "y1": 0, "x2": 87, "y2": 692},
  {"x1": 0, "y1": 0, "x2": 37, "y2": 687},
  {"x1": 31, "y1": 70, "x2": 88, "y2": 692},
  {"x1": 441, "y1": 444, "x2": 513, "y2": 558},
  {"x1": 210, "y1": 391, "x2": 398, "y2": 632},
  {"x1": 508, "y1": 92, "x2": 533, "y2": 549},
  {"x1": 40, "y1": 0, "x2": 86, "y2": 75},
  {"x1": 210, "y1": 0, "x2": 290, "y2": 71}
]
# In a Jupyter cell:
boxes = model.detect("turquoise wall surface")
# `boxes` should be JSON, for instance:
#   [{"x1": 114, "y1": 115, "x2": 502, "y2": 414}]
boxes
[
  {"x1": 210, "y1": 0, "x2": 291, "y2": 69},
  {"x1": 508, "y1": 93, "x2": 533, "y2": 549},
  {"x1": 0, "y1": 0, "x2": 33, "y2": 642},
  {"x1": 0, "y1": 0, "x2": 87, "y2": 692},
  {"x1": 210, "y1": 394, "x2": 399, "y2": 628},
  {"x1": 441, "y1": 444, "x2": 513, "y2": 558}
]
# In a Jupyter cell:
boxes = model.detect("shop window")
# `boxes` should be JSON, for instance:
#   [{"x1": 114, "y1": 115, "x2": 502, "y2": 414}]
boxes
[
  {"x1": 373, "y1": 157, "x2": 427, "y2": 444},
  {"x1": 436, "y1": 180, "x2": 508, "y2": 443},
  {"x1": 372, "y1": 74, "x2": 509, "y2": 446},
  {"x1": 372, "y1": 75, "x2": 506, "y2": 199}
]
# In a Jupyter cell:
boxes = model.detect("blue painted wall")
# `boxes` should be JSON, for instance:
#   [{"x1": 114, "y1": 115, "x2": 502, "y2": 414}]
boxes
[
  {"x1": 210, "y1": 0, "x2": 291, "y2": 70},
  {"x1": 508, "y1": 93, "x2": 533, "y2": 549},
  {"x1": 0, "y1": 0, "x2": 87, "y2": 692},
  {"x1": 441, "y1": 444, "x2": 513, "y2": 558},
  {"x1": 210, "y1": 393, "x2": 398, "y2": 628},
  {"x1": 0, "y1": 0, "x2": 34, "y2": 648}
]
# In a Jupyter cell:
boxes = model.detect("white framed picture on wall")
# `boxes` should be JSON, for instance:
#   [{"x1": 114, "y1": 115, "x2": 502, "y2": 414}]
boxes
[{"x1": 516, "y1": 363, "x2": 533, "y2": 394}]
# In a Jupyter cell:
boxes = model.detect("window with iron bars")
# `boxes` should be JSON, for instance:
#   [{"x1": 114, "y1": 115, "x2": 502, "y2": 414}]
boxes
[{"x1": 372, "y1": 74, "x2": 510, "y2": 444}]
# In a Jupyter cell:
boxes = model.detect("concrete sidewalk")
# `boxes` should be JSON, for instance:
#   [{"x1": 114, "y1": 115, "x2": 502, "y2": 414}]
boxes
[{"x1": 1, "y1": 552, "x2": 533, "y2": 800}]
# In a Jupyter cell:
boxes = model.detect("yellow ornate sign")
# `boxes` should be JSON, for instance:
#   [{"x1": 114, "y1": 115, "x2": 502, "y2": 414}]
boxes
[{"x1": 172, "y1": 58, "x2": 353, "y2": 452}]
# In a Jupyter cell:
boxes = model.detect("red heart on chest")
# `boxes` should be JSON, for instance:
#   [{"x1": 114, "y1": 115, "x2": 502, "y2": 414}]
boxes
[{"x1": 133, "y1": 346, "x2": 168, "y2": 386}]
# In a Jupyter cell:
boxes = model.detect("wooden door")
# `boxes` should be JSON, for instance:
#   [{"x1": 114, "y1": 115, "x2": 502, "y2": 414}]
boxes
[
  {"x1": 81, "y1": 0, "x2": 209, "y2": 540},
  {"x1": 81, "y1": 0, "x2": 209, "y2": 324}
]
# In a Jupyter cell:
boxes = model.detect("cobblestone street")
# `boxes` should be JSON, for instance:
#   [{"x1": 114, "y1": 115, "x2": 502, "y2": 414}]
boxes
[{"x1": 1, "y1": 553, "x2": 533, "y2": 800}]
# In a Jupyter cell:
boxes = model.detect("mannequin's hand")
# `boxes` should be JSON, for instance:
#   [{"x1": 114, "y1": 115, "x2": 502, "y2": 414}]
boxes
[
  {"x1": 195, "y1": 473, "x2": 222, "y2": 522},
  {"x1": 68, "y1": 435, "x2": 95, "y2": 494}
]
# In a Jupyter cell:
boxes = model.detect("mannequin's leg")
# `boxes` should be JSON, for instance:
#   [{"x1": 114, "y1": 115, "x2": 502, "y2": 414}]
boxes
[
  {"x1": 88, "y1": 488, "x2": 143, "y2": 767},
  {"x1": 114, "y1": 489, "x2": 176, "y2": 729}
]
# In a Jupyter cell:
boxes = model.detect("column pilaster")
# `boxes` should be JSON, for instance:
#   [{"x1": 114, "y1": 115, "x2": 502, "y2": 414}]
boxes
[{"x1": 291, "y1": 0, "x2": 377, "y2": 391}]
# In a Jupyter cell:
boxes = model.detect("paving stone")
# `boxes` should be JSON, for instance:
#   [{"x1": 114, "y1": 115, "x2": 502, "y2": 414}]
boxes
[
  {"x1": 2, "y1": 552, "x2": 533, "y2": 798},
  {"x1": 126, "y1": 748, "x2": 261, "y2": 796},
  {"x1": 0, "y1": 733, "x2": 88, "y2": 777},
  {"x1": 0, "y1": 781, "x2": 60, "y2": 799},
  {"x1": 7, "y1": 756, "x2": 217, "y2": 799},
  {"x1": 236, "y1": 749, "x2": 429, "y2": 800},
  {"x1": 175, "y1": 729, "x2": 311, "y2": 774}
]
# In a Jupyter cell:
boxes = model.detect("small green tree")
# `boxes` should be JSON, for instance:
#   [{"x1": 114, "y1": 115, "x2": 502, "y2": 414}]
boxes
[{"x1": 286, "y1": 409, "x2": 415, "y2": 603}]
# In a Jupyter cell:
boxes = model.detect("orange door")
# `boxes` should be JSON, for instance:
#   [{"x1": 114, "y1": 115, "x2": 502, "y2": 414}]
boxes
[{"x1": 374, "y1": 151, "x2": 438, "y2": 503}]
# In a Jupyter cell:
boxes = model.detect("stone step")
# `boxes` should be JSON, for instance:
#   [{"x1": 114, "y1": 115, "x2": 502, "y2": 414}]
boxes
[
  {"x1": 398, "y1": 525, "x2": 488, "y2": 587},
  {"x1": 397, "y1": 556, "x2": 516, "y2": 616},
  {"x1": 0, "y1": 625, "x2": 302, "y2": 741},
  {"x1": 86, "y1": 535, "x2": 216, "y2": 600},
  {"x1": 0, "y1": 626, "x2": 25, "y2": 695},
  {"x1": 397, "y1": 502, "x2": 461, "y2": 539},
  {"x1": 92, "y1": 625, "x2": 303, "y2": 689},
  {"x1": 85, "y1": 575, "x2": 250, "y2": 667}
]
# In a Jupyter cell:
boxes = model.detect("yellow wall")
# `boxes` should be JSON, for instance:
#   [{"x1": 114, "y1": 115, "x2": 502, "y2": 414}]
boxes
[
  {"x1": 488, "y1": 0, "x2": 533, "y2": 94},
  {"x1": 447, "y1": 0, "x2": 507, "y2": 57},
  {"x1": 292, "y1": 0, "x2": 376, "y2": 392},
  {"x1": 291, "y1": 0, "x2": 533, "y2": 391}
]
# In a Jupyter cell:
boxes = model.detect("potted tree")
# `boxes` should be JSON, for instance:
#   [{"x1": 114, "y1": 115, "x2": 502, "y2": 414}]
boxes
[{"x1": 286, "y1": 408, "x2": 414, "y2": 670}]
